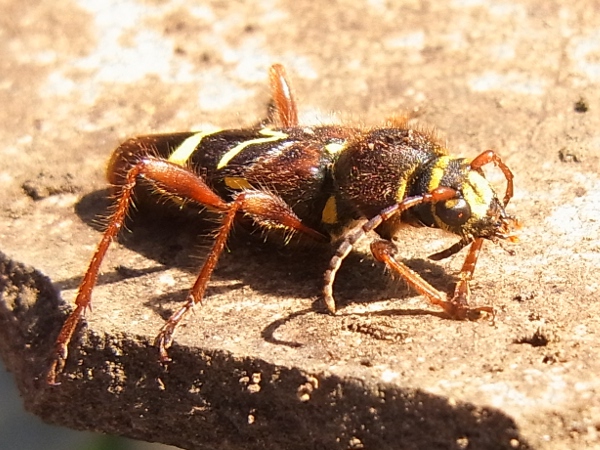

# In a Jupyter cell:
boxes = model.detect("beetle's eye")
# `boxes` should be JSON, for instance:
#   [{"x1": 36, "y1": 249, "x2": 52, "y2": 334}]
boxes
[{"x1": 435, "y1": 197, "x2": 471, "y2": 226}]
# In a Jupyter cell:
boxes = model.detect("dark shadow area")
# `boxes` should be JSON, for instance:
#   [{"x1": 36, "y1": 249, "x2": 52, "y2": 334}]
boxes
[
  {"x1": 260, "y1": 307, "x2": 314, "y2": 347},
  {"x1": 0, "y1": 255, "x2": 534, "y2": 450},
  {"x1": 71, "y1": 189, "x2": 460, "y2": 318},
  {"x1": 259, "y1": 305, "x2": 452, "y2": 348}
]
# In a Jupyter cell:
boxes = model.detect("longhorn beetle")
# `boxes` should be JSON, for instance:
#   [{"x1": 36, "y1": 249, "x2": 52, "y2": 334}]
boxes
[{"x1": 48, "y1": 64, "x2": 519, "y2": 384}]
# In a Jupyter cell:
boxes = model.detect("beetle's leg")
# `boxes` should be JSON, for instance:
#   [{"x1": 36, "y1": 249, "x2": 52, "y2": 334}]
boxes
[
  {"x1": 323, "y1": 187, "x2": 457, "y2": 314},
  {"x1": 154, "y1": 188, "x2": 327, "y2": 361},
  {"x1": 47, "y1": 156, "x2": 324, "y2": 383},
  {"x1": 370, "y1": 239, "x2": 449, "y2": 311},
  {"x1": 428, "y1": 238, "x2": 470, "y2": 261},
  {"x1": 370, "y1": 237, "x2": 493, "y2": 320},
  {"x1": 153, "y1": 193, "x2": 243, "y2": 362},
  {"x1": 447, "y1": 237, "x2": 494, "y2": 319},
  {"x1": 268, "y1": 64, "x2": 299, "y2": 127},
  {"x1": 47, "y1": 157, "x2": 231, "y2": 384}
]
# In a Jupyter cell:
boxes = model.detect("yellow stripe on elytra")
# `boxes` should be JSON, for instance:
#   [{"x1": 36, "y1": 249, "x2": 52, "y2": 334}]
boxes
[
  {"x1": 224, "y1": 176, "x2": 253, "y2": 190},
  {"x1": 168, "y1": 130, "x2": 221, "y2": 166},
  {"x1": 217, "y1": 128, "x2": 288, "y2": 169},
  {"x1": 321, "y1": 196, "x2": 338, "y2": 224}
]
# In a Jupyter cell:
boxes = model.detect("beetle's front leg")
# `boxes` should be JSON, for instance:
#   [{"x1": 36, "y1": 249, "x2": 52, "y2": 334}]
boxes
[
  {"x1": 323, "y1": 188, "x2": 458, "y2": 314},
  {"x1": 447, "y1": 237, "x2": 494, "y2": 320},
  {"x1": 370, "y1": 238, "x2": 493, "y2": 320}
]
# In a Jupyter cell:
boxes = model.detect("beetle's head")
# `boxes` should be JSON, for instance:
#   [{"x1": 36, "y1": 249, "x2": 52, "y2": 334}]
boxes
[{"x1": 411, "y1": 154, "x2": 519, "y2": 258}]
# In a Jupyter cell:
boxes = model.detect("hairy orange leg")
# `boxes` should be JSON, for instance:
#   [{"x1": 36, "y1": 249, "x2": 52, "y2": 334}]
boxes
[{"x1": 48, "y1": 158, "x2": 323, "y2": 384}]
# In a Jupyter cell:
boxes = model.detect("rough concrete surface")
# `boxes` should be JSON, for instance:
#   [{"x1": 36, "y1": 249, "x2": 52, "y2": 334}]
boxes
[{"x1": 1, "y1": 1, "x2": 599, "y2": 449}]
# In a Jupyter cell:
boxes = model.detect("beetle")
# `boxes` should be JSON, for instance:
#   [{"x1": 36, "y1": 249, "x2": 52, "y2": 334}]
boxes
[{"x1": 47, "y1": 64, "x2": 518, "y2": 384}]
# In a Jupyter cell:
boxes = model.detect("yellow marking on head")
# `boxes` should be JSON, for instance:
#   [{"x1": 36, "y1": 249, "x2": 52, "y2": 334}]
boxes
[
  {"x1": 216, "y1": 128, "x2": 288, "y2": 169},
  {"x1": 462, "y1": 171, "x2": 495, "y2": 220},
  {"x1": 168, "y1": 130, "x2": 221, "y2": 166},
  {"x1": 324, "y1": 142, "x2": 346, "y2": 154},
  {"x1": 224, "y1": 176, "x2": 253, "y2": 190},
  {"x1": 321, "y1": 196, "x2": 338, "y2": 224},
  {"x1": 427, "y1": 156, "x2": 452, "y2": 191}
]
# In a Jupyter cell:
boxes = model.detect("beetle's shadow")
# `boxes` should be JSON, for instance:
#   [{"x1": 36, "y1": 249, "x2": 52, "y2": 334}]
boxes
[{"x1": 69, "y1": 189, "x2": 458, "y2": 319}]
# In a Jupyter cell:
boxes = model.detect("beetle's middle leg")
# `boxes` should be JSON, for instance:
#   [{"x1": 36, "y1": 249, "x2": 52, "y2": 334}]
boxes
[{"x1": 154, "y1": 187, "x2": 326, "y2": 361}]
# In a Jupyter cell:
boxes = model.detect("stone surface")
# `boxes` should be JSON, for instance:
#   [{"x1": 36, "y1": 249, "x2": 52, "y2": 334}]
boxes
[{"x1": 1, "y1": 1, "x2": 600, "y2": 449}]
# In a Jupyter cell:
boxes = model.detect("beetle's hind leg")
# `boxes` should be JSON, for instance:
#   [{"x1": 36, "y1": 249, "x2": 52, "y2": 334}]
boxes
[
  {"x1": 47, "y1": 156, "x2": 324, "y2": 383},
  {"x1": 47, "y1": 157, "x2": 231, "y2": 384}
]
